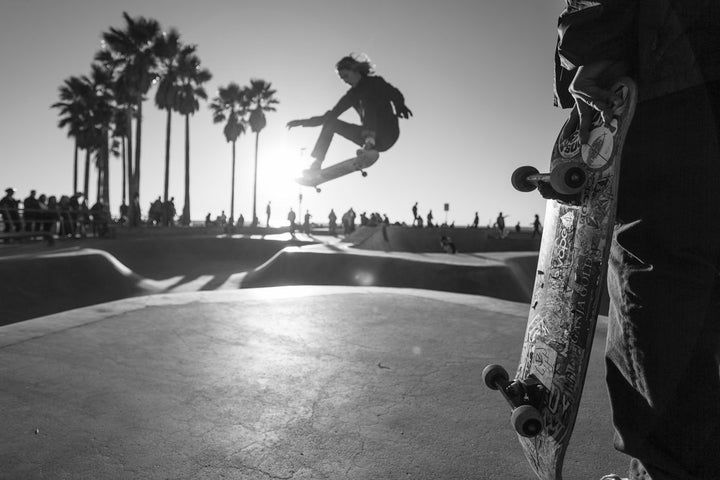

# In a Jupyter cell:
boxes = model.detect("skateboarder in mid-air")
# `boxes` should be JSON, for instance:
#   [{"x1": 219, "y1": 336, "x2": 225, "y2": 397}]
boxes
[{"x1": 286, "y1": 53, "x2": 413, "y2": 172}]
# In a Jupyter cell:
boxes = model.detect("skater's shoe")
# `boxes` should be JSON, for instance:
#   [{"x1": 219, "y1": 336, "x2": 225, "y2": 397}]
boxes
[{"x1": 302, "y1": 160, "x2": 322, "y2": 176}]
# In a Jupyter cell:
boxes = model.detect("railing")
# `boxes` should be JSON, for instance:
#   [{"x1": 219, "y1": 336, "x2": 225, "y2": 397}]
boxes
[{"x1": 0, "y1": 205, "x2": 112, "y2": 244}]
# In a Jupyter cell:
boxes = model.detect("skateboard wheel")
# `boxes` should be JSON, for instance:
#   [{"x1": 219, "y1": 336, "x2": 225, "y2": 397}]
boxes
[
  {"x1": 482, "y1": 364, "x2": 509, "y2": 390},
  {"x1": 361, "y1": 171, "x2": 368, "y2": 177},
  {"x1": 315, "y1": 187, "x2": 322, "y2": 193},
  {"x1": 511, "y1": 405, "x2": 543, "y2": 437},
  {"x1": 511, "y1": 166, "x2": 539, "y2": 193},
  {"x1": 549, "y1": 162, "x2": 586, "y2": 195}
]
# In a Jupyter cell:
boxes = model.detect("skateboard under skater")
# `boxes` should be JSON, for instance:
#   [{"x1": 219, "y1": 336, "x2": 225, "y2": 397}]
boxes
[
  {"x1": 483, "y1": 77, "x2": 638, "y2": 480},
  {"x1": 296, "y1": 148, "x2": 379, "y2": 192}
]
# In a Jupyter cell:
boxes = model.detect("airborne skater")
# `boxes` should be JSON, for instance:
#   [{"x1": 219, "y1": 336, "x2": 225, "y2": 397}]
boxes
[{"x1": 286, "y1": 53, "x2": 413, "y2": 174}]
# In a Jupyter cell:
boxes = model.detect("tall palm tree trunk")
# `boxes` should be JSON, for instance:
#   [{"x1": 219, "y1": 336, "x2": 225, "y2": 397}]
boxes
[
  {"x1": 163, "y1": 108, "x2": 172, "y2": 226},
  {"x1": 73, "y1": 141, "x2": 79, "y2": 194},
  {"x1": 230, "y1": 140, "x2": 236, "y2": 228},
  {"x1": 102, "y1": 129, "x2": 110, "y2": 205},
  {"x1": 252, "y1": 132, "x2": 260, "y2": 227},
  {"x1": 182, "y1": 114, "x2": 190, "y2": 226},
  {"x1": 133, "y1": 98, "x2": 143, "y2": 224},
  {"x1": 126, "y1": 113, "x2": 136, "y2": 225},
  {"x1": 121, "y1": 137, "x2": 127, "y2": 205},
  {"x1": 83, "y1": 150, "x2": 90, "y2": 198}
]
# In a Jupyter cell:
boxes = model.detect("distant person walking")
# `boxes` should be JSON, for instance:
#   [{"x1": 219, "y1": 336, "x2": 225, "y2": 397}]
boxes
[
  {"x1": 495, "y1": 212, "x2": 508, "y2": 238},
  {"x1": 287, "y1": 208, "x2": 296, "y2": 233},
  {"x1": 532, "y1": 214, "x2": 542, "y2": 238}
]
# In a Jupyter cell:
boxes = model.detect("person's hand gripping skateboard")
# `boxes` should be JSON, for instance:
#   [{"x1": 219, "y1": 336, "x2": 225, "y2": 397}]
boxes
[{"x1": 568, "y1": 60, "x2": 628, "y2": 144}]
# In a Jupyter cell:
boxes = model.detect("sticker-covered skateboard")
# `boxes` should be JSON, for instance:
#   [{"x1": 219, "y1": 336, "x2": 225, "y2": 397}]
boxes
[
  {"x1": 296, "y1": 149, "x2": 379, "y2": 192},
  {"x1": 483, "y1": 77, "x2": 637, "y2": 480}
]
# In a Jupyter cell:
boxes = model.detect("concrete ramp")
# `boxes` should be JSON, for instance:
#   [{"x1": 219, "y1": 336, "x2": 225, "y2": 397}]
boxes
[
  {"x1": 0, "y1": 237, "x2": 296, "y2": 326},
  {"x1": 242, "y1": 245, "x2": 537, "y2": 303},
  {"x1": 345, "y1": 226, "x2": 541, "y2": 253},
  {"x1": 0, "y1": 287, "x2": 626, "y2": 479}
]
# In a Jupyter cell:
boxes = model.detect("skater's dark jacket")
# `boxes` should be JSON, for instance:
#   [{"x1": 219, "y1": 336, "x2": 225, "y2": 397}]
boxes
[
  {"x1": 325, "y1": 75, "x2": 408, "y2": 137},
  {"x1": 554, "y1": 0, "x2": 720, "y2": 107}
]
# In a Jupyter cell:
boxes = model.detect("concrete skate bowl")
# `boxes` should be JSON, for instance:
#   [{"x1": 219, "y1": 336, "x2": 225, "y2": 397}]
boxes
[
  {"x1": 242, "y1": 247, "x2": 537, "y2": 303},
  {"x1": 0, "y1": 236, "x2": 307, "y2": 326},
  {"x1": 345, "y1": 225, "x2": 541, "y2": 253}
]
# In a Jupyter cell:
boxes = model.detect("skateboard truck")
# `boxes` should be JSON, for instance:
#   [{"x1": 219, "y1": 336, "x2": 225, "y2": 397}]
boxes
[
  {"x1": 482, "y1": 364, "x2": 546, "y2": 437},
  {"x1": 511, "y1": 163, "x2": 587, "y2": 204}
]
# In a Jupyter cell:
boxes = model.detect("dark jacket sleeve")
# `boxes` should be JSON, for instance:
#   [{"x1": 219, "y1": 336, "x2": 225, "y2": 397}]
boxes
[
  {"x1": 556, "y1": 0, "x2": 636, "y2": 70},
  {"x1": 328, "y1": 90, "x2": 355, "y2": 119},
  {"x1": 554, "y1": 0, "x2": 637, "y2": 107}
]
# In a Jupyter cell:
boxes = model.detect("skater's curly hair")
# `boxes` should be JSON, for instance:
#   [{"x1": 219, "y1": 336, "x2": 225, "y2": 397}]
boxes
[{"x1": 335, "y1": 53, "x2": 375, "y2": 77}]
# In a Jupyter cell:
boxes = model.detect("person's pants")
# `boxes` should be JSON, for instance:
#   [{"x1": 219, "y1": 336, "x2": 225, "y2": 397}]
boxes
[
  {"x1": 607, "y1": 81, "x2": 720, "y2": 480},
  {"x1": 310, "y1": 117, "x2": 398, "y2": 162}
]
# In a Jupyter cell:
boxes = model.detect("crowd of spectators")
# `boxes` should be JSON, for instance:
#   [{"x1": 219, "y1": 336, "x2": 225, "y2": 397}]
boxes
[{"x1": 0, "y1": 187, "x2": 110, "y2": 240}]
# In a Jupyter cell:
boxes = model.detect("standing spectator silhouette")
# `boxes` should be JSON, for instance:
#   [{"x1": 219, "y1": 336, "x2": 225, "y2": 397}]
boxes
[
  {"x1": 46, "y1": 196, "x2": 59, "y2": 234},
  {"x1": 119, "y1": 203, "x2": 129, "y2": 225},
  {"x1": 23, "y1": 190, "x2": 39, "y2": 232},
  {"x1": 266, "y1": 201, "x2": 272, "y2": 228},
  {"x1": 532, "y1": 214, "x2": 542, "y2": 238},
  {"x1": 426, "y1": 210, "x2": 434, "y2": 228},
  {"x1": 472, "y1": 212, "x2": 479, "y2": 228},
  {"x1": 328, "y1": 209, "x2": 337, "y2": 235},
  {"x1": 287, "y1": 208, "x2": 297, "y2": 233},
  {"x1": 303, "y1": 211, "x2": 312, "y2": 234},
  {"x1": 37, "y1": 194, "x2": 50, "y2": 233},
  {"x1": 90, "y1": 199, "x2": 109, "y2": 237},
  {"x1": 0, "y1": 188, "x2": 19, "y2": 233},
  {"x1": 412, "y1": 202, "x2": 418, "y2": 226}
]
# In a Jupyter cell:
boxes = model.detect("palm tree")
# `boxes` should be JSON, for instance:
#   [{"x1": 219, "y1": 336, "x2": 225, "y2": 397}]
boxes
[
  {"x1": 111, "y1": 108, "x2": 131, "y2": 206},
  {"x1": 246, "y1": 79, "x2": 279, "y2": 227},
  {"x1": 52, "y1": 69, "x2": 113, "y2": 202},
  {"x1": 97, "y1": 12, "x2": 161, "y2": 226},
  {"x1": 86, "y1": 63, "x2": 116, "y2": 206},
  {"x1": 209, "y1": 83, "x2": 249, "y2": 228},
  {"x1": 52, "y1": 76, "x2": 87, "y2": 194},
  {"x1": 154, "y1": 29, "x2": 196, "y2": 225},
  {"x1": 175, "y1": 52, "x2": 212, "y2": 226}
]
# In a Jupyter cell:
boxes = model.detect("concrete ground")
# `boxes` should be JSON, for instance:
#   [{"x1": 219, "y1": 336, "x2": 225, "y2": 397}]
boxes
[{"x1": 0, "y1": 286, "x2": 627, "y2": 480}]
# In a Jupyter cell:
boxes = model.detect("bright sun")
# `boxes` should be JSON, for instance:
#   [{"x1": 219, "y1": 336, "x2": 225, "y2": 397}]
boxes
[{"x1": 260, "y1": 142, "x2": 307, "y2": 215}]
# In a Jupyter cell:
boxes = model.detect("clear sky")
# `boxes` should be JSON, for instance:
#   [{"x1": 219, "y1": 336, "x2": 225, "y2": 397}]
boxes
[{"x1": 0, "y1": 0, "x2": 569, "y2": 228}]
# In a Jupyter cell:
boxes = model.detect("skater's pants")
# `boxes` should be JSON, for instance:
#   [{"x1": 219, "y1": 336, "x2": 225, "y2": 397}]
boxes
[
  {"x1": 310, "y1": 117, "x2": 398, "y2": 162},
  {"x1": 607, "y1": 81, "x2": 720, "y2": 480}
]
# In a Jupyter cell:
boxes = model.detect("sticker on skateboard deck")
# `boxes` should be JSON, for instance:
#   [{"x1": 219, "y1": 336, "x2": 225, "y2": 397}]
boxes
[
  {"x1": 296, "y1": 149, "x2": 379, "y2": 192},
  {"x1": 483, "y1": 77, "x2": 638, "y2": 480}
]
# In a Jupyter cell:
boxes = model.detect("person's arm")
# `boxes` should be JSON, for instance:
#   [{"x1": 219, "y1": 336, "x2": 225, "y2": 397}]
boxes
[
  {"x1": 286, "y1": 90, "x2": 355, "y2": 129},
  {"x1": 378, "y1": 77, "x2": 413, "y2": 119}
]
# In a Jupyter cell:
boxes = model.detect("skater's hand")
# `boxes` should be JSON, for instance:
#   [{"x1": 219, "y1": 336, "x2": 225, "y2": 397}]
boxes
[
  {"x1": 568, "y1": 60, "x2": 627, "y2": 144},
  {"x1": 286, "y1": 119, "x2": 305, "y2": 129},
  {"x1": 395, "y1": 104, "x2": 413, "y2": 119}
]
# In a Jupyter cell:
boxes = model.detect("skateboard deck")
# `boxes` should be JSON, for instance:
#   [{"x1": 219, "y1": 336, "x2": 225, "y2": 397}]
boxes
[
  {"x1": 296, "y1": 149, "x2": 379, "y2": 192},
  {"x1": 484, "y1": 77, "x2": 637, "y2": 480}
]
